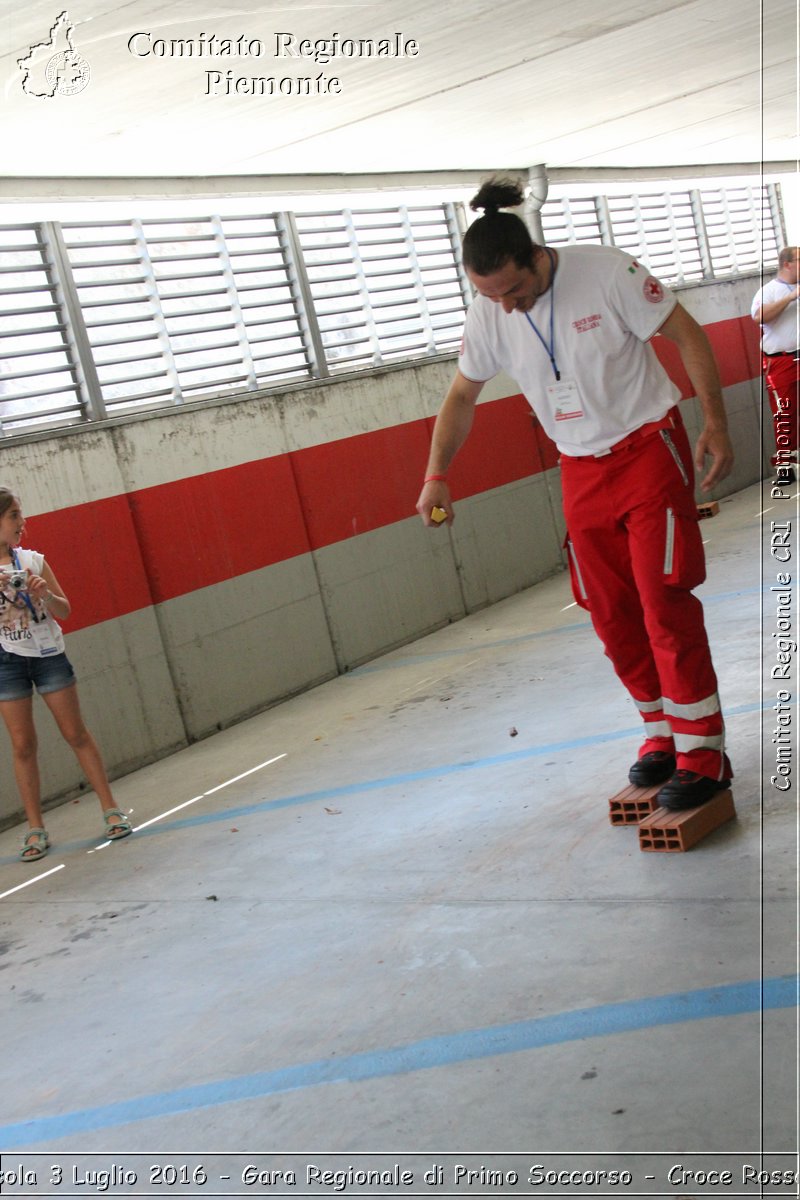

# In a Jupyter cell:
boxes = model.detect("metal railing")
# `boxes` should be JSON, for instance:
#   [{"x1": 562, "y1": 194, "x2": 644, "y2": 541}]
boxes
[
  {"x1": 0, "y1": 181, "x2": 786, "y2": 439},
  {"x1": 0, "y1": 202, "x2": 470, "y2": 437},
  {"x1": 540, "y1": 181, "x2": 784, "y2": 286}
]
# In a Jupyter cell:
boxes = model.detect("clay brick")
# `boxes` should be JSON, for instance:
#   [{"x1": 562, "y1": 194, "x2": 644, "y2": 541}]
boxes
[
  {"x1": 697, "y1": 500, "x2": 719, "y2": 519},
  {"x1": 637, "y1": 789, "x2": 735, "y2": 851},
  {"x1": 608, "y1": 782, "x2": 661, "y2": 825}
]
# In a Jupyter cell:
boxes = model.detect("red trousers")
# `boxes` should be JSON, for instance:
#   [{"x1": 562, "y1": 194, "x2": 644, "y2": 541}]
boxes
[
  {"x1": 763, "y1": 353, "x2": 799, "y2": 459},
  {"x1": 561, "y1": 409, "x2": 730, "y2": 781}
]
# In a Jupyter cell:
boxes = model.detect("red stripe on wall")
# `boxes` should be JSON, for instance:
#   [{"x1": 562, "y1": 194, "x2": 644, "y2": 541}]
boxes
[
  {"x1": 21, "y1": 313, "x2": 761, "y2": 633},
  {"x1": 127, "y1": 456, "x2": 311, "y2": 604},
  {"x1": 448, "y1": 394, "x2": 560, "y2": 498},
  {"x1": 652, "y1": 314, "x2": 761, "y2": 397},
  {"x1": 25, "y1": 496, "x2": 152, "y2": 629},
  {"x1": 290, "y1": 418, "x2": 432, "y2": 548},
  {"x1": 705, "y1": 314, "x2": 762, "y2": 386}
]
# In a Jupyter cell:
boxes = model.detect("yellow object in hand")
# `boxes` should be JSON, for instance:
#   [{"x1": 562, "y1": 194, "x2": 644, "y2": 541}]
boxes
[{"x1": 430, "y1": 506, "x2": 448, "y2": 524}]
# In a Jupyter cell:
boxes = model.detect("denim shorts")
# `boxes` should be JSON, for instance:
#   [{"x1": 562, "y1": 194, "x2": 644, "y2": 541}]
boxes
[{"x1": 0, "y1": 647, "x2": 76, "y2": 701}]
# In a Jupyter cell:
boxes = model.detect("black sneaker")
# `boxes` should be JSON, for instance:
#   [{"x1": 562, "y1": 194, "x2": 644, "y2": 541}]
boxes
[
  {"x1": 628, "y1": 751, "x2": 676, "y2": 787},
  {"x1": 656, "y1": 770, "x2": 730, "y2": 810}
]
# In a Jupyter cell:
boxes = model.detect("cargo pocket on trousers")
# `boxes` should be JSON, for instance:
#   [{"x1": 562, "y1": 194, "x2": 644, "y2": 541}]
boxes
[
  {"x1": 564, "y1": 534, "x2": 591, "y2": 610},
  {"x1": 663, "y1": 507, "x2": 706, "y2": 590}
]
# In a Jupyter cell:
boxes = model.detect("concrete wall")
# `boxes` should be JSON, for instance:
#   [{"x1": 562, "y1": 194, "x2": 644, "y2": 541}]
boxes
[{"x1": 0, "y1": 273, "x2": 770, "y2": 827}]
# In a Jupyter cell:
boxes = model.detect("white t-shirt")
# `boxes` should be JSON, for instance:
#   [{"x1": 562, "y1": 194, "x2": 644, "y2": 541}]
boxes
[
  {"x1": 0, "y1": 548, "x2": 66, "y2": 658},
  {"x1": 458, "y1": 244, "x2": 680, "y2": 456},
  {"x1": 750, "y1": 278, "x2": 799, "y2": 355}
]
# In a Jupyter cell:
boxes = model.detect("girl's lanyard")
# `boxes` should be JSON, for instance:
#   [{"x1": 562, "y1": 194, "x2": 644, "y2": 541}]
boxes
[
  {"x1": 11, "y1": 550, "x2": 59, "y2": 653},
  {"x1": 11, "y1": 550, "x2": 39, "y2": 623},
  {"x1": 524, "y1": 248, "x2": 560, "y2": 381}
]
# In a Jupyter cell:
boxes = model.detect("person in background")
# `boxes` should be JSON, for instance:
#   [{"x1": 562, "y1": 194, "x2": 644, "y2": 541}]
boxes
[
  {"x1": 417, "y1": 178, "x2": 734, "y2": 810},
  {"x1": 0, "y1": 486, "x2": 132, "y2": 861},
  {"x1": 751, "y1": 246, "x2": 799, "y2": 479}
]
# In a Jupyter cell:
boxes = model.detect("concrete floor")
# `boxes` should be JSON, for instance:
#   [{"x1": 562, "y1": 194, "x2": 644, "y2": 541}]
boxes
[{"x1": 0, "y1": 479, "x2": 797, "y2": 1190}]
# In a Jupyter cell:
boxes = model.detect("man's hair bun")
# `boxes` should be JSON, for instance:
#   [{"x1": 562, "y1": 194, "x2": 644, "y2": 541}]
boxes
[
  {"x1": 470, "y1": 179, "x2": 526, "y2": 217},
  {"x1": 462, "y1": 178, "x2": 535, "y2": 275}
]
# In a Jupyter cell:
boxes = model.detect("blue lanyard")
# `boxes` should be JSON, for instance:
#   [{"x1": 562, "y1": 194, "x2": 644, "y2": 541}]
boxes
[
  {"x1": 524, "y1": 248, "x2": 560, "y2": 381},
  {"x1": 11, "y1": 549, "x2": 40, "y2": 623}
]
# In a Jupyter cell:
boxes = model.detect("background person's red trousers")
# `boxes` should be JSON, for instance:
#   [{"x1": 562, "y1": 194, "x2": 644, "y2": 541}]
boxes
[
  {"x1": 763, "y1": 352, "x2": 799, "y2": 460},
  {"x1": 561, "y1": 408, "x2": 730, "y2": 782}
]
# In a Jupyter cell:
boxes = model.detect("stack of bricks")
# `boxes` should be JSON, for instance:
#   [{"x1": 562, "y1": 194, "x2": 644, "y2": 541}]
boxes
[
  {"x1": 608, "y1": 782, "x2": 661, "y2": 826},
  {"x1": 608, "y1": 783, "x2": 736, "y2": 851}
]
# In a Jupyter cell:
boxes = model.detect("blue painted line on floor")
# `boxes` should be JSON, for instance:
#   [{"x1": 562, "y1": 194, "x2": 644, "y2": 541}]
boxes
[
  {"x1": 1, "y1": 974, "x2": 795, "y2": 1149},
  {"x1": 0, "y1": 695, "x2": 779, "y2": 864},
  {"x1": 127, "y1": 696, "x2": 771, "y2": 838}
]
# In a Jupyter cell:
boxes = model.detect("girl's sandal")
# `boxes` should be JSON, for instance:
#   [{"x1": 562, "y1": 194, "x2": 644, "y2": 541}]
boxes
[
  {"x1": 19, "y1": 827, "x2": 50, "y2": 862},
  {"x1": 103, "y1": 808, "x2": 133, "y2": 840}
]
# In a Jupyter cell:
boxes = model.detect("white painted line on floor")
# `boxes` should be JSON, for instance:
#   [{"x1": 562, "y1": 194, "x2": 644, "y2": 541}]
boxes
[
  {"x1": 128, "y1": 795, "x2": 206, "y2": 835},
  {"x1": 203, "y1": 753, "x2": 287, "y2": 795},
  {"x1": 397, "y1": 675, "x2": 435, "y2": 697},
  {"x1": 92, "y1": 754, "x2": 289, "y2": 850},
  {"x1": 561, "y1": 601, "x2": 578, "y2": 610},
  {"x1": 757, "y1": 491, "x2": 800, "y2": 514},
  {"x1": 0, "y1": 863, "x2": 65, "y2": 899},
  {"x1": 89, "y1": 796, "x2": 206, "y2": 850}
]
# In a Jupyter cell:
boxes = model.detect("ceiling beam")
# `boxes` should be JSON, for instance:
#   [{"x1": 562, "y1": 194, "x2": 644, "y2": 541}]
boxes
[{"x1": 0, "y1": 163, "x2": 795, "y2": 203}]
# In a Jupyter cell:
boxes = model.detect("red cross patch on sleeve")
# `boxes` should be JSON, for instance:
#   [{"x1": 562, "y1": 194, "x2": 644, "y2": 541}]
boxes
[{"x1": 643, "y1": 276, "x2": 665, "y2": 304}]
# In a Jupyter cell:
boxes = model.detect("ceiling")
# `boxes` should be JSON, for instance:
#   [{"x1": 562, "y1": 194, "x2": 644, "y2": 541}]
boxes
[{"x1": 0, "y1": 0, "x2": 797, "y2": 190}]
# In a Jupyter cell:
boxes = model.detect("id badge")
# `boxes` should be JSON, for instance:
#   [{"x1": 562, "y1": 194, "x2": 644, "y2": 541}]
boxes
[
  {"x1": 29, "y1": 618, "x2": 59, "y2": 656},
  {"x1": 548, "y1": 379, "x2": 584, "y2": 422}
]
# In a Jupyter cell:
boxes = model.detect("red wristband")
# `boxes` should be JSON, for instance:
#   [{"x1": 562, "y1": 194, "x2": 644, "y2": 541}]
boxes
[{"x1": 424, "y1": 474, "x2": 447, "y2": 483}]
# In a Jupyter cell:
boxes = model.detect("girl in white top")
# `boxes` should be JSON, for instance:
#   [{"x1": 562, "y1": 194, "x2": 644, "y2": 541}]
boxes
[{"x1": 0, "y1": 486, "x2": 132, "y2": 861}]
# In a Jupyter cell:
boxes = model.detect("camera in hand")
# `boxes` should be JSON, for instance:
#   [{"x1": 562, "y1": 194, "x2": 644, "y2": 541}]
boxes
[{"x1": 1, "y1": 568, "x2": 28, "y2": 590}]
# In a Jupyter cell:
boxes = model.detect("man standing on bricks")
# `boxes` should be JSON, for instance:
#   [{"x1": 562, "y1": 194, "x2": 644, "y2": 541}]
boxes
[{"x1": 417, "y1": 178, "x2": 734, "y2": 810}]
